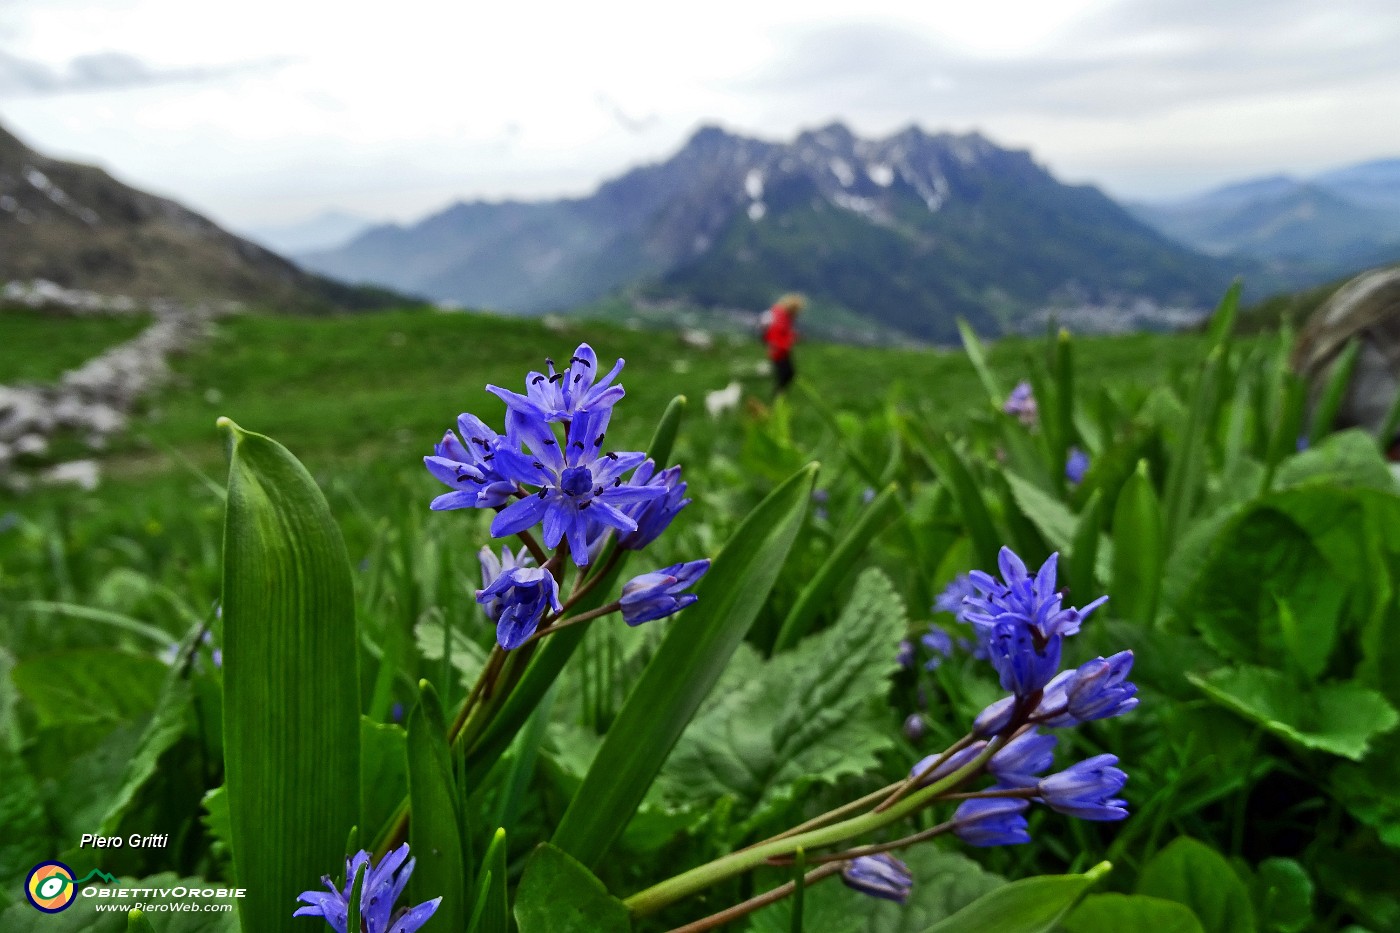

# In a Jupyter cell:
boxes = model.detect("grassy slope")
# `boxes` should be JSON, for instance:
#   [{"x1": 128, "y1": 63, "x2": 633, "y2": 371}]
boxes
[{"x1": 1, "y1": 308, "x2": 151, "y2": 383}]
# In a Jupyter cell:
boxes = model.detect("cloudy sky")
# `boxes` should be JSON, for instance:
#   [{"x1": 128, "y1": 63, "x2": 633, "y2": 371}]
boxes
[{"x1": 2, "y1": 0, "x2": 1398, "y2": 234}]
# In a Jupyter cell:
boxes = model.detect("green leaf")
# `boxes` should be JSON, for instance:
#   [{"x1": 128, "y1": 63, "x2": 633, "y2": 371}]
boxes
[
  {"x1": 916, "y1": 436, "x2": 1002, "y2": 571},
  {"x1": 1204, "y1": 281, "x2": 1241, "y2": 348},
  {"x1": 1276, "y1": 430, "x2": 1397, "y2": 491},
  {"x1": 416, "y1": 618, "x2": 489, "y2": 691},
  {"x1": 12, "y1": 649, "x2": 166, "y2": 727},
  {"x1": 1005, "y1": 473, "x2": 1114, "y2": 583},
  {"x1": 653, "y1": 568, "x2": 906, "y2": 830},
  {"x1": 749, "y1": 846, "x2": 1004, "y2": 933},
  {"x1": 1162, "y1": 346, "x2": 1223, "y2": 547},
  {"x1": 1110, "y1": 460, "x2": 1164, "y2": 627},
  {"x1": 1065, "y1": 893, "x2": 1206, "y2": 933},
  {"x1": 1068, "y1": 489, "x2": 1106, "y2": 600},
  {"x1": 774, "y1": 483, "x2": 902, "y2": 651},
  {"x1": 514, "y1": 843, "x2": 631, "y2": 933},
  {"x1": 551, "y1": 462, "x2": 817, "y2": 869},
  {"x1": 1137, "y1": 837, "x2": 1255, "y2": 933},
  {"x1": 958, "y1": 317, "x2": 1005, "y2": 405},
  {"x1": 1252, "y1": 858, "x2": 1314, "y2": 933},
  {"x1": 1333, "y1": 732, "x2": 1400, "y2": 848},
  {"x1": 218, "y1": 418, "x2": 360, "y2": 933},
  {"x1": 918, "y1": 861, "x2": 1110, "y2": 933},
  {"x1": 1189, "y1": 666, "x2": 1398, "y2": 761},
  {"x1": 1187, "y1": 502, "x2": 1346, "y2": 676},
  {"x1": 128, "y1": 909, "x2": 157, "y2": 933},
  {"x1": 407, "y1": 682, "x2": 467, "y2": 932},
  {"x1": 360, "y1": 718, "x2": 407, "y2": 848},
  {"x1": 1309, "y1": 337, "x2": 1361, "y2": 443},
  {"x1": 474, "y1": 828, "x2": 510, "y2": 933},
  {"x1": 347, "y1": 860, "x2": 367, "y2": 933},
  {"x1": 96, "y1": 670, "x2": 193, "y2": 837}
]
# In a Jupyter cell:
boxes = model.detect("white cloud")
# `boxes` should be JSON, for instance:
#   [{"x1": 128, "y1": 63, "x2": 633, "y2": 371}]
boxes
[{"x1": 0, "y1": 0, "x2": 1397, "y2": 225}]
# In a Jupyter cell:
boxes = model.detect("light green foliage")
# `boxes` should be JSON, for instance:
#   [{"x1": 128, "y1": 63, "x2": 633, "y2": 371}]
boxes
[
  {"x1": 1065, "y1": 893, "x2": 1206, "y2": 933},
  {"x1": 917, "y1": 861, "x2": 1110, "y2": 933},
  {"x1": 747, "y1": 847, "x2": 1004, "y2": 933},
  {"x1": 652, "y1": 568, "x2": 906, "y2": 831},
  {"x1": 514, "y1": 844, "x2": 632, "y2": 933},
  {"x1": 1189, "y1": 667, "x2": 1398, "y2": 761},
  {"x1": 1137, "y1": 838, "x2": 1256, "y2": 933}
]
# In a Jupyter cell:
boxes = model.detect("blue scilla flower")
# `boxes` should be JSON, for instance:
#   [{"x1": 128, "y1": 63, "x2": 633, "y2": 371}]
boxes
[
  {"x1": 424, "y1": 413, "x2": 518, "y2": 511},
  {"x1": 896, "y1": 639, "x2": 916, "y2": 670},
  {"x1": 952, "y1": 795, "x2": 1031, "y2": 847},
  {"x1": 973, "y1": 696, "x2": 1016, "y2": 737},
  {"x1": 294, "y1": 844, "x2": 441, "y2": 933},
  {"x1": 490, "y1": 408, "x2": 664, "y2": 565},
  {"x1": 476, "y1": 565, "x2": 562, "y2": 650},
  {"x1": 933, "y1": 574, "x2": 975, "y2": 619},
  {"x1": 841, "y1": 853, "x2": 913, "y2": 904},
  {"x1": 620, "y1": 560, "x2": 710, "y2": 625},
  {"x1": 1038, "y1": 754, "x2": 1129, "y2": 821},
  {"x1": 984, "y1": 617, "x2": 1062, "y2": 697},
  {"x1": 903, "y1": 713, "x2": 927, "y2": 742},
  {"x1": 910, "y1": 741, "x2": 987, "y2": 786},
  {"x1": 617, "y1": 460, "x2": 691, "y2": 550},
  {"x1": 1003, "y1": 381, "x2": 1038, "y2": 424},
  {"x1": 922, "y1": 624, "x2": 955, "y2": 671},
  {"x1": 965, "y1": 549, "x2": 1106, "y2": 645},
  {"x1": 1066, "y1": 651, "x2": 1138, "y2": 721},
  {"x1": 476, "y1": 545, "x2": 536, "y2": 623},
  {"x1": 1066, "y1": 447, "x2": 1090, "y2": 485},
  {"x1": 988, "y1": 727, "x2": 1057, "y2": 785},
  {"x1": 487, "y1": 343, "x2": 626, "y2": 425}
]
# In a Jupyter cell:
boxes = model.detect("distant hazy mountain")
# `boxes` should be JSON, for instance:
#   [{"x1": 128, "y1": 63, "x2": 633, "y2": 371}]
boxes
[
  {"x1": 1131, "y1": 159, "x2": 1400, "y2": 273},
  {"x1": 302, "y1": 122, "x2": 1238, "y2": 341},
  {"x1": 248, "y1": 210, "x2": 377, "y2": 255},
  {"x1": 0, "y1": 122, "x2": 411, "y2": 311}
]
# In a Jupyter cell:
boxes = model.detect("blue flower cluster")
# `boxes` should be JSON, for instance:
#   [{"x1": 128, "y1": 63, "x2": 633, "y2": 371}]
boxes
[
  {"x1": 425, "y1": 343, "x2": 707, "y2": 649},
  {"x1": 295, "y1": 844, "x2": 440, "y2": 933},
  {"x1": 933, "y1": 547, "x2": 1134, "y2": 848}
]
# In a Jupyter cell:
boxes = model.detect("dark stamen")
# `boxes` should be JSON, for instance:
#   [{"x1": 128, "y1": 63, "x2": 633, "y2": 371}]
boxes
[
  {"x1": 613, "y1": 478, "x2": 622, "y2": 486},
  {"x1": 531, "y1": 375, "x2": 545, "y2": 385},
  {"x1": 579, "y1": 500, "x2": 592, "y2": 509},
  {"x1": 605, "y1": 451, "x2": 619, "y2": 461},
  {"x1": 544, "y1": 438, "x2": 557, "y2": 446},
  {"x1": 549, "y1": 373, "x2": 565, "y2": 384},
  {"x1": 594, "y1": 433, "x2": 605, "y2": 446},
  {"x1": 537, "y1": 488, "x2": 547, "y2": 498},
  {"x1": 573, "y1": 441, "x2": 585, "y2": 450}
]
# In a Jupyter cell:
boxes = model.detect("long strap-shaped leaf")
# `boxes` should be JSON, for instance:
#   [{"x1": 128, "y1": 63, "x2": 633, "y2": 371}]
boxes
[
  {"x1": 773, "y1": 483, "x2": 902, "y2": 652},
  {"x1": 220, "y1": 418, "x2": 360, "y2": 933},
  {"x1": 551, "y1": 462, "x2": 819, "y2": 869}
]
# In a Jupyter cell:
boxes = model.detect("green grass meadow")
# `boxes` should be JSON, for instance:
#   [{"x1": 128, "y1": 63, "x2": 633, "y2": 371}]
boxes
[{"x1": 3, "y1": 300, "x2": 1398, "y2": 933}]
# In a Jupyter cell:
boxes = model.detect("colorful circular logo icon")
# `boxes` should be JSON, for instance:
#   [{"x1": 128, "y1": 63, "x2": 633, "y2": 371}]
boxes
[{"x1": 26, "y1": 861, "x2": 77, "y2": 913}]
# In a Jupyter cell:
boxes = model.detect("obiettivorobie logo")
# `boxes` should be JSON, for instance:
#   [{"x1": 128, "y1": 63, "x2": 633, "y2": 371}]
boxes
[{"x1": 24, "y1": 861, "x2": 117, "y2": 913}]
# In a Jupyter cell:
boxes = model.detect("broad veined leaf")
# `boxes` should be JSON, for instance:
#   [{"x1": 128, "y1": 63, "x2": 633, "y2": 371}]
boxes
[
  {"x1": 1064, "y1": 893, "x2": 1205, "y2": 933},
  {"x1": 1276, "y1": 429, "x2": 1397, "y2": 491},
  {"x1": 514, "y1": 843, "x2": 631, "y2": 933},
  {"x1": 12, "y1": 649, "x2": 166, "y2": 727},
  {"x1": 1005, "y1": 472, "x2": 1113, "y2": 582},
  {"x1": 652, "y1": 568, "x2": 906, "y2": 831},
  {"x1": 1136, "y1": 837, "x2": 1256, "y2": 933},
  {"x1": 551, "y1": 462, "x2": 817, "y2": 869},
  {"x1": 1189, "y1": 666, "x2": 1399, "y2": 761},
  {"x1": 917, "y1": 861, "x2": 1110, "y2": 933},
  {"x1": 748, "y1": 846, "x2": 1004, "y2": 933},
  {"x1": 218, "y1": 418, "x2": 360, "y2": 933}
]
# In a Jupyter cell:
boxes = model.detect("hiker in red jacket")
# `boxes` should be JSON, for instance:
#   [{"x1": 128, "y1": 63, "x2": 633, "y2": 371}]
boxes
[{"x1": 762, "y1": 293, "x2": 805, "y2": 394}]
